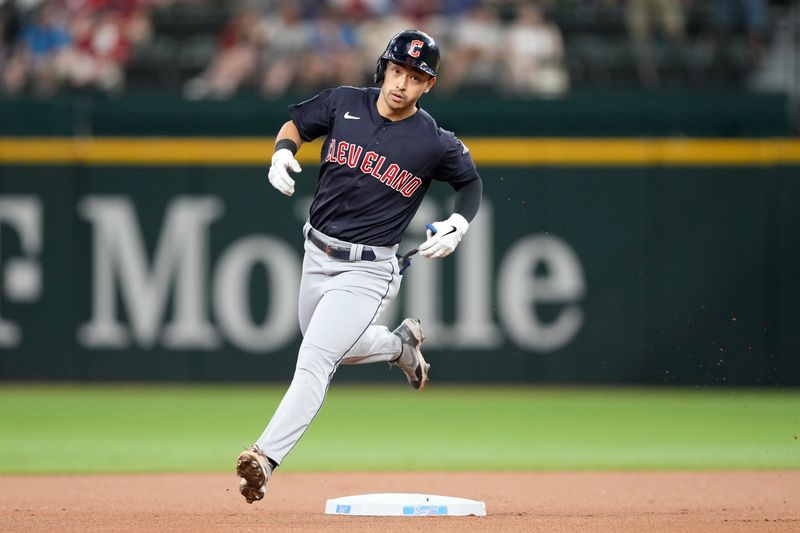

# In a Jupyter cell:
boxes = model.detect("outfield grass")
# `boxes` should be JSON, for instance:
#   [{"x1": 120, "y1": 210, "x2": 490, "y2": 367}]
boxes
[{"x1": 0, "y1": 384, "x2": 798, "y2": 474}]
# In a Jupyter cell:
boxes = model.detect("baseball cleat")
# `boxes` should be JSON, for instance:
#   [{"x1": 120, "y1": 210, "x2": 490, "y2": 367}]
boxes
[
  {"x1": 236, "y1": 446, "x2": 272, "y2": 504},
  {"x1": 390, "y1": 318, "x2": 430, "y2": 390}
]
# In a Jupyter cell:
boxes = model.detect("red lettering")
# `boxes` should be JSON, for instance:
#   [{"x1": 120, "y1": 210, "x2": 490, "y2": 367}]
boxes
[
  {"x1": 325, "y1": 139, "x2": 336, "y2": 162},
  {"x1": 323, "y1": 144, "x2": 420, "y2": 197},
  {"x1": 379, "y1": 164, "x2": 399, "y2": 184},
  {"x1": 361, "y1": 151, "x2": 378, "y2": 174},
  {"x1": 346, "y1": 145, "x2": 363, "y2": 168},
  {"x1": 336, "y1": 141, "x2": 348, "y2": 165},
  {"x1": 400, "y1": 177, "x2": 423, "y2": 197},
  {"x1": 370, "y1": 156, "x2": 387, "y2": 179},
  {"x1": 392, "y1": 170, "x2": 411, "y2": 190}
]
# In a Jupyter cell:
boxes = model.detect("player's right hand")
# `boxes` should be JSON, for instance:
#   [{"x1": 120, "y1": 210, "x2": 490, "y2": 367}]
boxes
[{"x1": 268, "y1": 148, "x2": 301, "y2": 196}]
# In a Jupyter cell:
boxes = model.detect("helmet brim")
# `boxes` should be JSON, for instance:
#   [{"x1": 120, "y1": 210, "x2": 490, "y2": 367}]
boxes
[{"x1": 381, "y1": 54, "x2": 437, "y2": 78}]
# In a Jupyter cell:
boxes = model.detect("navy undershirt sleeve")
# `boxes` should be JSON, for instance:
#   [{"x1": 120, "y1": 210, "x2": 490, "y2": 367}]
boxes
[
  {"x1": 433, "y1": 129, "x2": 482, "y2": 222},
  {"x1": 453, "y1": 178, "x2": 482, "y2": 222}
]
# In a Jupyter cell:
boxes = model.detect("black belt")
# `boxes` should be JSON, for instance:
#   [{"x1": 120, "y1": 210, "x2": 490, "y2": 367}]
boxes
[{"x1": 308, "y1": 231, "x2": 376, "y2": 261}]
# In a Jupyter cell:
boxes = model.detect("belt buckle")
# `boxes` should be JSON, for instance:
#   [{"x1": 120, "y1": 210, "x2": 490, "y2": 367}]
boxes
[{"x1": 324, "y1": 243, "x2": 332, "y2": 257}]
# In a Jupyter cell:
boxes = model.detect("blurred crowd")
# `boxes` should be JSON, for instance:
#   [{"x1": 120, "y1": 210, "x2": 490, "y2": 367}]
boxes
[
  {"x1": 180, "y1": 0, "x2": 571, "y2": 99},
  {"x1": 0, "y1": 0, "x2": 153, "y2": 95},
  {"x1": 0, "y1": 0, "x2": 786, "y2": 99}
]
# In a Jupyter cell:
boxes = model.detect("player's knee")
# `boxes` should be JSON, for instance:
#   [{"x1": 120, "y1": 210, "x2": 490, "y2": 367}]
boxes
[
  {"x1": 292, "y1": 366, "x2": 329, "y2": 392},
  {"x1": 295, "y1": 345, "x2": 336, "y2": 382}
]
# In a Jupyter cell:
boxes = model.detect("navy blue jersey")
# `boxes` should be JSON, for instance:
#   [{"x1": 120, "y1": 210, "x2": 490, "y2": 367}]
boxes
[{"x1": 289, "y1": 86, "x2": 480, "y2": 246}]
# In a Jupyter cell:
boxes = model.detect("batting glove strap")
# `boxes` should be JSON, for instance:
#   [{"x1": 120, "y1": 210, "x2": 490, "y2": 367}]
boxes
[
  {"x1": 268, "y1": 148, "x2": 301, "y2": 196},
  {"x1": 418, "y1": 213, "x2": 469, "y2": 259}
]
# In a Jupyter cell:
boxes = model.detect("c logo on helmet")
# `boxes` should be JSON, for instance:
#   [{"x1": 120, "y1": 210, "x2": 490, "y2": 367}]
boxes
[{"x1": 408, "y1": 40, "x2": 424, "y2": 58}]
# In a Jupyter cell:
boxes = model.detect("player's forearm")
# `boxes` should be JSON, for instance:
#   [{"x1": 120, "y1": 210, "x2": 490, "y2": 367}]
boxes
[
  {"x1": 453, "y1": 178, "x2": 482, "y2": 222},
  {"x1": 274, "y1": 120, "x2": 304, "y2": 153}
]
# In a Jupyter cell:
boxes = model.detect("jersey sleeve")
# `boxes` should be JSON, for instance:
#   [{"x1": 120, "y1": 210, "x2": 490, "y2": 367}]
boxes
[
  {"x1": 432, "y1": 129, "x2": 481, "y2": 189},
  {"x1": 288, "y1": 88, "x2": 338, "y2": 142}
]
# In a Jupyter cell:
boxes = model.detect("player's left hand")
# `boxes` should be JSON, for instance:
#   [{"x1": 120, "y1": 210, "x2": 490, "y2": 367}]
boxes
[{"x1": 418, "y1": 213, "x2": 469, "y2": 259}]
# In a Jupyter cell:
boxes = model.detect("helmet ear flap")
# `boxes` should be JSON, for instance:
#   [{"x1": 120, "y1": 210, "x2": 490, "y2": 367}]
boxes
[{"x1": 374, "y1": 58, "x2": 386, "y2": 84}]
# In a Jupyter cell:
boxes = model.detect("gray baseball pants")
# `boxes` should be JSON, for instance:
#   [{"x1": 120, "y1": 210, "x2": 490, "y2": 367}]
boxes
[{"x1": 255, "y1": 222, "x2": 403, "y2": 463}]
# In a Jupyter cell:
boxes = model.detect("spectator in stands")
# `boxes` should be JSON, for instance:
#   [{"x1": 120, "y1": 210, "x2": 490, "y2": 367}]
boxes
[
  {"x1": 66, "y1": 0, "x2": 153, "y2": 47},
  {"x1": 183, "y1": 7, "x2": 263, "y2": 99},
  {"x1": 437, "y1": 2, "x2": 503, "y2": 92},
  {"x1": 2, "y1": 2, "x2": 72, "y2": 95},
  {"x1": 624, "y1": 0, "x2": 687, "y2": 87},
  {"x1": 355, "y1": 6, "x2": 413, "y2": 84},
  {"x1": 440, "y1": 0, "x2": 482, "y2": 19},
  {"x1": 64, "y1": 8, "x2": 133, "y2": 93},
  {"x1": 504, "y1": 3, "x2": 568, "y2": 97},
  {"x1": 294, "y1": 5, "x2": 360, "y2": 92},
  {"x1": 1, "y1": 1, "x2": 20, "y2": 73},
  {"x1": 258, "y1": 2, "x2": 310, "y2": 98},
  {"x1": 394, "y1": 0, "x2": 442, "y2": 24},
  {"x1": 112, "y1": 0, "x2": 153, "y2": 50}
]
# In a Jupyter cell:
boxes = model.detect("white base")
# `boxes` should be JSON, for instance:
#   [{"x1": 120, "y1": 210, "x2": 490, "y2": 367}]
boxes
[{"x1": 324, "y1": 493, "x2": 486, "y2": 517}]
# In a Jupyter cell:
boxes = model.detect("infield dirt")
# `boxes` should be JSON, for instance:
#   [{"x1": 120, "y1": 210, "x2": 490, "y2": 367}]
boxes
[{"x1": 1, "y1": 471, "x2": 798, "y2": 532}]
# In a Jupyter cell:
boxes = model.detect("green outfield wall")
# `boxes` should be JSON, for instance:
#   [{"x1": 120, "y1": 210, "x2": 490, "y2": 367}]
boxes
[
  {"x1": 1, "y1": 136, "x2": 799, "y2": 384},
  {"x1": 0, "y1": 89, "x2": 791, "y2": 137}
]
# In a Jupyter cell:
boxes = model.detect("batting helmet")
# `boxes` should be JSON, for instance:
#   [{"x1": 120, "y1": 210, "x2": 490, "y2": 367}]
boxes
[{"x1": 374, "y1": 30, "x2": 440, "y2": 84}]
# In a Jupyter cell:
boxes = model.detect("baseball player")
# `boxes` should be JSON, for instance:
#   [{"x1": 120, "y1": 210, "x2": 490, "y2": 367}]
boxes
[{"x1": 236, "y1": 29, "x2": 483, "y2": 504}]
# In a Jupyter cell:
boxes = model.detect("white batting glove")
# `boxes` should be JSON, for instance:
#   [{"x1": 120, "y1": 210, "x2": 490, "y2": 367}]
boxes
[
  {"x1": 268, "y1": 148, "x2": 301, "y2": 196},
  {"x1": 418, "y1": 213, "x2": 470, "y2": 259}
]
